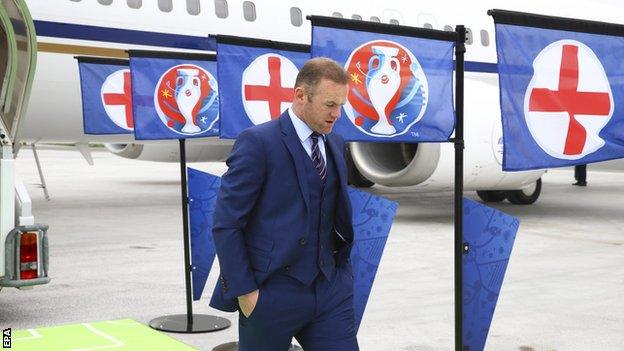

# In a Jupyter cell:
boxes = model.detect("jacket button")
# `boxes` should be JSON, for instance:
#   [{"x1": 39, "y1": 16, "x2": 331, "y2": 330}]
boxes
[
  {"x1": 320, "y1": 259, "x2": 325, "y2": 266},
  {"x1": 299, "y1": 238, "x2": 307, "y2": 245},
  {"x1": 284, "y1": 265, "x2": 291, "y2": 271}
]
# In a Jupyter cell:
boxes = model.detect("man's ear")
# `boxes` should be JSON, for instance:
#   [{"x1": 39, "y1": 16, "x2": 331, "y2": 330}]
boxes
[{"x1": 294, "y1": 86, "x2": 306, "y2": 103}]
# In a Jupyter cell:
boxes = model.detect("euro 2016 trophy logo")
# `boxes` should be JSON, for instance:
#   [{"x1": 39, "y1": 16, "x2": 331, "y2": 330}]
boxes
[
  {"x1": 154, "y1": 64, "x2": 219, "y2": 135},
  {"x1": 344, "y1": 40, "x2": 428, "y2": 137}
]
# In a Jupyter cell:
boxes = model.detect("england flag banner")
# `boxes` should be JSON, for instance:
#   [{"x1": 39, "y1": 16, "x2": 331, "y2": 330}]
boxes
[
  {"x1": 216, "y1": 35, "x2": 310, "y2": 139},
  {"x1": 490, "y1": 9, "x2": 624, "y2": 171},
  {"x1": 76, "y1": 57, "x2": 134, "y2": 135},
  {"x1": 309, "y1": 16, "x2": 456, "y2": 142},
  {"x1": 129, "y1": 51, "x2": 219, "y2": 140}
]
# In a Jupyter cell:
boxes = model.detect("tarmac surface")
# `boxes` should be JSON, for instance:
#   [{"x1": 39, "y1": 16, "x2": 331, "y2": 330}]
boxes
[{"x1": 1, "y1": 148, "x2": 623, "y2": 351}]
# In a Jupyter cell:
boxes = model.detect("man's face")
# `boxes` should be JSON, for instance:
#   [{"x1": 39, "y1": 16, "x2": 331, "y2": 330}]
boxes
[{"x1": 297, "y1": 79, "x2": 348, "y2": 134}]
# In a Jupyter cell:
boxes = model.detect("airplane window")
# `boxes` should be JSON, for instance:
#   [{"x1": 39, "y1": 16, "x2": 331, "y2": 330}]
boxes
[
  {"x1": 127, "y1": 0, "x2": 141, "y2": 9},
  {"x1": 97, "y1": 0, "x2": 112, "y2": 5},
  {"x1": 215, "y1": 0, "x2": 228, "y2": 18},
  {"x1": 243, "y1": 1, "x2": 256, "y2": 22},
  {"x1": 423, "y1": 23, "x2": 433, "y2": 29},
  {"x1": 158, "y1": 0, "x2": 172, "y2": 13},
  {"x1": 444, "y1": 25, "x2": 453, "y2": 31},
  {"x1": 352, "y1": 14, "x2": 362, "y2": 20},
  {"x1": 480, "y1": 29, "x2": 490, "y2": 46},
  {"x1": 187, "y1": 0, "x2": 200, "y2": 15},
  {"x1": 332, "y1": 12, "x2": 343, "y2": 18},
  {"x1": 389, "y1": 19, "x2": 399, "y2": 25},
  {"x1": 370, "y1": 16, "x2": 381, "y2": 23},
  {"x1": 465, "y1": 28, "x2": 473, "y2": 45},
  {"x1": 290, "y1": 7, "x2": 303, "y2": 27}
]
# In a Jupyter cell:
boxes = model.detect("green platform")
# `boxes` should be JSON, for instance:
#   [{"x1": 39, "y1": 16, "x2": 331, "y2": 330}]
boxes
[{"x1": 10, "y1": 319, "x2": 197, "y2": 350}]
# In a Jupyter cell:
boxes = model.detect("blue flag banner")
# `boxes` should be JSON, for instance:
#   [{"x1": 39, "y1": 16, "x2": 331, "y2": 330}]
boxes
[
  {"x1": 76, "y1": 58, "x2": 134, "y2": 135},
  {"x1": 463, "y1": 197, "x2": 519, "y2": 351},
  {"x1": 216, "y1": 37, "x2": 310, "y2": 139},
  {"x1": 310, "y1": 18, "x2": 456, "y2": 142},
  {"x1": 129, "y1": 53, "x2": 219, "y2": 140},
  {"x1": 491, "y1": 10, "x2": 624, "y2": 170},
  {"x1": 187, "y1": 168, "x2": 220, "y2": 301},
  {"x1": 348, "y1": 187, "x2": 398, "y2": 331}
]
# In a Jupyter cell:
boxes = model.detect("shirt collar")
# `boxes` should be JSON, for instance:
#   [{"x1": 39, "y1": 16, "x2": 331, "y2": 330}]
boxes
[{"x1": 288, "y1": 107, "x2": 325, "y2": 143}]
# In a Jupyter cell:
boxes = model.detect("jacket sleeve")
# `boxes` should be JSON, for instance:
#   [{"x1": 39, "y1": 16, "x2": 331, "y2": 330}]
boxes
[
  {"x1": 212, "y1": 129, "x2": 266, "y2": 299},
  {"x1": 333, "y1": 135, "x2": 355, "y2": 249}
]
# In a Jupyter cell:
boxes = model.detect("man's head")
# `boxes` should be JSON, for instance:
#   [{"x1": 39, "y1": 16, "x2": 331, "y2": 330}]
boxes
[{"x1": 292, "y1": 57, "x2": 349, "y2": 134}]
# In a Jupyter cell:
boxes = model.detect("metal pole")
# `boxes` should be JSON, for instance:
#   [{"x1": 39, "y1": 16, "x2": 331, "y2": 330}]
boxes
[
  {"x1": 179, "y1": 138, "x2": 194, "y2": 326},
  {"x1": 454, "y1": 25, "x2": 466, "y2": 351},
  {"x1": 31, "y1": 143, "x2": 50, "y2": 201},
  {"x1": 148, "y1": 139, "x2": 230, "y2": 333}
]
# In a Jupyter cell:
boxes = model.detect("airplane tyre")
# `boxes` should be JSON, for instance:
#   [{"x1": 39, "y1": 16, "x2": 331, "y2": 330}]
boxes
[
  {"x1": 476, "y1": 190, "x2": 507, "y2": 203},
  {"x1": 345, "y1": 144, "x2": 374, "y2": 188},
  {"x1": 506, "y1": 178, "x2": 542, "y2": 205}
]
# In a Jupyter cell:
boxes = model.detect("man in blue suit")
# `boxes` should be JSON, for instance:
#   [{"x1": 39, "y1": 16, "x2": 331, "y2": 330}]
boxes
[{"x1": 210, "y1": 57, "x2": 358, "y2": 351}]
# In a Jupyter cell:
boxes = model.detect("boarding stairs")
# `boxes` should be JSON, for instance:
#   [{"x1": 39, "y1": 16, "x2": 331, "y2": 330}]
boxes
[{"x1": 0, "y1": 0, "x2": 49, "y2": 289}]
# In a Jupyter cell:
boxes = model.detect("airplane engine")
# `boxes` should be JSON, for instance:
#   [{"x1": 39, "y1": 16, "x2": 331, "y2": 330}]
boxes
[
  {"x1": 349, "y1": 142, "x2": 440, "y2": 187},
  {"x1": 104, "y1": 140, "x2": 233, "y2": 163}
]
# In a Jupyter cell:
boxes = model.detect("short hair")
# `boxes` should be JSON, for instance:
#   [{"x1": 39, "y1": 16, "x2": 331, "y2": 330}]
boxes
[{"x1": 295, "y1": 57, "x2": 349, "y2": 96}]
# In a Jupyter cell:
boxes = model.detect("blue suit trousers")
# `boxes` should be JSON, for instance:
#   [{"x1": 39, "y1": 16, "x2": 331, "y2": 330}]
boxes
[{"x1": 238, "y1": 264, "x2": 359, "y2": 351}]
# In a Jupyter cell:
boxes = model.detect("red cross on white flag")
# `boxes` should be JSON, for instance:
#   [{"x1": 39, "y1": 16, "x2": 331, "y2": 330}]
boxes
[
  {"x1": 100, "y1": 69, "x2": 134, "y2": 131},
  {"x1": 524, "y1": 40, "x2": 613, "y2": 159},
  {"x1": 242, "y1": 54, "x2": 298, "y2": 125}
]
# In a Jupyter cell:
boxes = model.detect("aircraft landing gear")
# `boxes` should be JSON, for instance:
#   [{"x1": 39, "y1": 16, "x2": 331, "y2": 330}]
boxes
[
  {"x1": 476, "y1": 190, "x2": 507, "y2": 203},
  {"x1": 505, "y1": 178, "x2": 542, "y2": 205},
  {"x1": 476, "y1": 178, "x2": 542, "y2": 205}
]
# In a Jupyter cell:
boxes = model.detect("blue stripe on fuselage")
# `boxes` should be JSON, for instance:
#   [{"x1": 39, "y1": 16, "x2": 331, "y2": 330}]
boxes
[
  {"x1": 465, "y1": 61, "x2": 498, "y2": 73},
  {"x1": 33, "y1": 20, "x2": 216, "y2": 51},
  {"x1": 33, "y1": 20, "x2": 498, "y2": 73}
]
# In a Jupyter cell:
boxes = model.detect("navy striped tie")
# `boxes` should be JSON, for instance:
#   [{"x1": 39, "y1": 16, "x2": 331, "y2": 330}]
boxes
[{"x1": 311, "y1": 132, "x2": 326, "y2": 183}]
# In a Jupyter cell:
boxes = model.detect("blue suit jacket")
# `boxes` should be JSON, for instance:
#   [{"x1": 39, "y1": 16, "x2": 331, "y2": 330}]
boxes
[{"x1": 210, "y1": 112, "x2": 354, "y2": 312}]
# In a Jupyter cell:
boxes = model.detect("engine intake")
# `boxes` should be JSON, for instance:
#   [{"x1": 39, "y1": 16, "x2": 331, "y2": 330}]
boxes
[{"x1": 349, "y1": 142, "x2": 440, "y2": 186}]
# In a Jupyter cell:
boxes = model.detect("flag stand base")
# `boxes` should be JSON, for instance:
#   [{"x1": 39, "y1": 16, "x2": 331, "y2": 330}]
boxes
[
  {"x1": 212, "y1": 342, "x2": 303, "y2": 351},
  {"x1": 149, "y1": 314, "x2": 230, "y2": 333}
]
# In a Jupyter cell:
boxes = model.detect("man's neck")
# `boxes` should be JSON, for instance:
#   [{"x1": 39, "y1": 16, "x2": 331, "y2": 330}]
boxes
[{"x1": 291, "y1": 104, "x2": 306, "y2": 124}]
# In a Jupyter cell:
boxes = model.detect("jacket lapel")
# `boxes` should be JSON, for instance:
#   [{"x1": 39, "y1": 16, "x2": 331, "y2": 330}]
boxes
[{"x1": 279, "y1": 113, "x2": 310, "y2": 211}]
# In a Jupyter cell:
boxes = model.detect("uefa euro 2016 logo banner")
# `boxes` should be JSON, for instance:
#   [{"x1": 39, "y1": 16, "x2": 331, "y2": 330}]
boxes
[
  {"x1": 216, "y1": 38, "x2": 310, "y2": 139},
  {"x1": 129, "y1": 54, "x2": 219, "y2": 140},
  {"x1": 311, "y1": 24, "x2": 456, "y2": 142}
]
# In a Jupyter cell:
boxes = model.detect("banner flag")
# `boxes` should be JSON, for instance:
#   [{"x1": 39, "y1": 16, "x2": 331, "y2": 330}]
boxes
[
  {"x1": 76, "y1": 57, "x2": 134, "y2": 135},
  {"x1": 309, "y1": 16, "x2": 456, "y2": 142},
  {"x1": 490, "y1": 9, "x2": 624, "y2": 170},
  {"x1": 187, "y1": 168, "x2": 220, "y2": 301},
  {"x1": 463, "y1": 197, "x2": 520, "y2": 351},
  {"x1": 216, "y1": 36, "x2": 310, "y2": 139},
  {"x1": 348, "y1": 187, "x2": 398, "y2": 331},
  {"x1": 129, "y1": 51, "x2": 219, "y2": 140}
]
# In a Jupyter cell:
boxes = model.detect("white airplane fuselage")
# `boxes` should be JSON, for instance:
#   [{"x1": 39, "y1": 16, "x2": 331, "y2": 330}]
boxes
[{"x1": 18, "y1": 0, "x2": 624, "y2": 191}]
